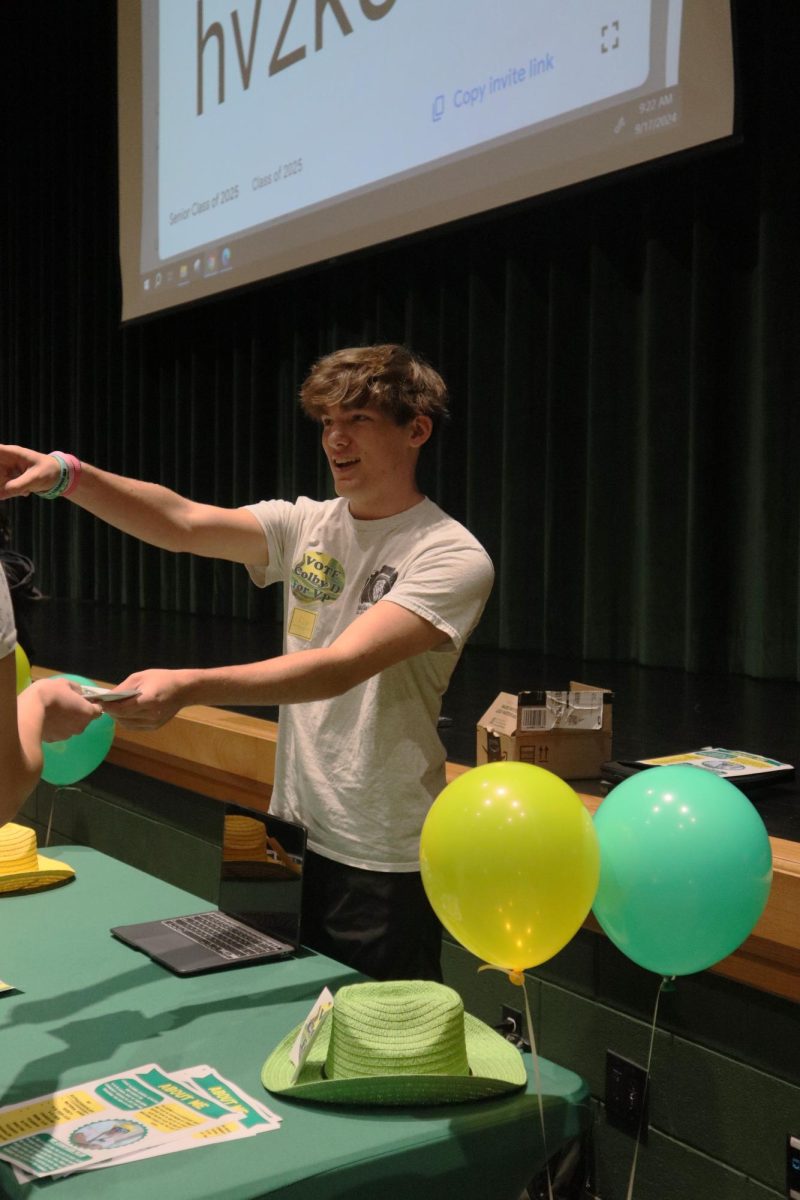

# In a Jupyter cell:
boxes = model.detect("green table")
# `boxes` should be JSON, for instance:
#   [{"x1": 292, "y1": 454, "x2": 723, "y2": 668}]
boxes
[{"x1": 0, "y1": 846, "x2": 590, "y2": 1199}]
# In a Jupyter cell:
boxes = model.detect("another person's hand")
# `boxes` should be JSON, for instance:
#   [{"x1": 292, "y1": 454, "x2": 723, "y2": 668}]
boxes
[
  {"x1": 30, "y1": 678, "x2": 103, "y2": 742},
  {"x1": 0, "y1": 445, "x2": 61, "y2": 498},
  {"x1": 106, "y1": 669, "x2": 187, "y2": 731}
]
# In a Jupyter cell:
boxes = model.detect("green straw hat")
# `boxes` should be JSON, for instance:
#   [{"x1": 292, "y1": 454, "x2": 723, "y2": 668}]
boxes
[{"x1": 261, "y1": 980, "x2": 527, "y2": 1106}]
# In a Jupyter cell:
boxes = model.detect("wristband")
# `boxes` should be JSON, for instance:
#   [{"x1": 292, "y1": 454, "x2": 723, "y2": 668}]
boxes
[
  {"x1": 37, "y1": 451, "x2": 82, "y2": 500},
  {"x1": 38, "y1": 453, "x2": 70, "y2": 500}
]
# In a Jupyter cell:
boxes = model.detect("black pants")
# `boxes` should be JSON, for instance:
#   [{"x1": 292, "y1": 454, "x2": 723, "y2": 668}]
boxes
[{"x1": 300, "y1": 849, "x2": 443, "y2": 982}]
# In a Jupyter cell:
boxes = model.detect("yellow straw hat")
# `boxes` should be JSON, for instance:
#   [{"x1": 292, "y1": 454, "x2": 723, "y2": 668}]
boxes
[{"x1": 0, "y1": 823, "x2": 75, "y2": 896}]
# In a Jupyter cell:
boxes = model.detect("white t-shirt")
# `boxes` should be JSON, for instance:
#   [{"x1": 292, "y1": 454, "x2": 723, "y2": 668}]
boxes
[
  {"x1": 245, "y1": 496, "x2": 494, "y2": 871},
  {"x1": 0, "y1": 570, "x2": 16, "y2": 660}
]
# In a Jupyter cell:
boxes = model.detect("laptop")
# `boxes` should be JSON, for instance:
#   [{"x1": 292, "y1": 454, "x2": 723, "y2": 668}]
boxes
[{"x1": 111, "y1": 803, "x2": 307, "y2": 975}]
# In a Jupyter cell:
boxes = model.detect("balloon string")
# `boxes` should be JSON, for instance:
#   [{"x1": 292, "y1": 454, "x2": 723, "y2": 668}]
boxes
[
  {"x1": 624, "y1": 975, "x2": 674, "y2": 1200},
  {"x1": 478, "y1": 965, "x2": 553, "y2": 1200},
  {"x1": 520, "y1": 974, "x2": 554, "y2": 1200},
  {"x1": 44, "y1": 788, "x2": 56, "y2": 847}
]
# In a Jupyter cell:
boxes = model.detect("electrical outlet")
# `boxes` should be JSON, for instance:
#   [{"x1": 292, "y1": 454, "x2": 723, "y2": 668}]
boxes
[
  {"x1": 787, "y1": 1133, "x2": 800, "y2": 1199},
  {"x1": 500, "y1": 1004, "x2": 530, "y2": 1051},
  {"x1": 605, "y1": 1050, "x2": 648, "y2": 1138}
]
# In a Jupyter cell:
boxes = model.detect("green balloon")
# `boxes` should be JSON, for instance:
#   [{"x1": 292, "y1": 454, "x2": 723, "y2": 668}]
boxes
[
  {"x1": 41, "y1": 674, "x2": 116, "y2": 786},
  {"x1": 592, "y1": 765, "x2": 773, "y2": 976}
]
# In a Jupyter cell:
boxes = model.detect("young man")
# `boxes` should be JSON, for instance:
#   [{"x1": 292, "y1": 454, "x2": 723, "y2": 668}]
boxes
[
  {"x1": 1, "y1": 569, "x2": 101, "y2": 825},
  {"x1": 0, "y1": 345, "x2": 493, "y2": 979}
]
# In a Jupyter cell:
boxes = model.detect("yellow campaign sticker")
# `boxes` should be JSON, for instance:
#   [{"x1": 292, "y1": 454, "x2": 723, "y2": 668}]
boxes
[{"x1": 290, "y1": 550, "x2": 345, "y2": 605}]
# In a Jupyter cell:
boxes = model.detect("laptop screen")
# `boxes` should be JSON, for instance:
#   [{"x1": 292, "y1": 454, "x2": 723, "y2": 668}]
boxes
[{"x1": 218, "y1": 804, "x2": 307, "y2": 948}]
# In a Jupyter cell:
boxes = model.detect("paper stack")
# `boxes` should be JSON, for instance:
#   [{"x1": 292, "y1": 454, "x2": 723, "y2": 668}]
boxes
[{"x1": 0, "y1": 1062, "x2": 282, "y2": 1183}]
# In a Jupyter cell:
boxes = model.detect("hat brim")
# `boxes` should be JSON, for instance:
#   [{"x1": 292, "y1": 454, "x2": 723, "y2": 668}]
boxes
[
  {"x1": 0, "y1": 852, "x2": 75, "y2": 896},
  {"x1": 261, "y1": 1011, "x2": 527, "y2": 1105}
]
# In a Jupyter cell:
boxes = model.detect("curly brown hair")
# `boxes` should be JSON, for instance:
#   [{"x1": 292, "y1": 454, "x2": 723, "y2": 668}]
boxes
[{"x1": 299, "y1": 345, "x2": 449, "y2": 426}]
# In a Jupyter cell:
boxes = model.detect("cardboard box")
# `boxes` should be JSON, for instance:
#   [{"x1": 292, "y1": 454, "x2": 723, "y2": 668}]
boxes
[{"x1": 476, "y1": 681, "x2": 613, "y2": 781}]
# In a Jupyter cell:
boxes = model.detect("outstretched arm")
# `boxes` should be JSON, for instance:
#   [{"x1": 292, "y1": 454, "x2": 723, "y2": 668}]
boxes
[
  {"x1": 0, "y1": 660, "x2": 102, "y2": 825},
  {"x1": 104, "y1": 599, "x2": 451, "y2": 731},
  {"x1": 0, "y1": 445, "x2": 267, "y2": 566}
]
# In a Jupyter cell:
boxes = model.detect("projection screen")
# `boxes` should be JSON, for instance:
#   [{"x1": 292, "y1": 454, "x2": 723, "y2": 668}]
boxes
[{"x1": 117, "y1": 0, "x2": 736, "y2": 322}]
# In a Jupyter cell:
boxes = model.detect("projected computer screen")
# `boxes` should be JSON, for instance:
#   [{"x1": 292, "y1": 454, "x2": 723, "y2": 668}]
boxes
[{"x1": 118, "y1": 0, "x2": 735, "y2": 322}]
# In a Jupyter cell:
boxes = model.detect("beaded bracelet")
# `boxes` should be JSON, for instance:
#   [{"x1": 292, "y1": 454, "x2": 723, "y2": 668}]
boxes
[{"x1": 38, "y1": 451, "x2": 82, "y2": 500}]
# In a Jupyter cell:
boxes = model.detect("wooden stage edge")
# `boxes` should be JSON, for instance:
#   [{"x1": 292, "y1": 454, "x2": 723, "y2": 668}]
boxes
[{"x1": 34, "y1": 668, "x2": 800, "y2": 1004}]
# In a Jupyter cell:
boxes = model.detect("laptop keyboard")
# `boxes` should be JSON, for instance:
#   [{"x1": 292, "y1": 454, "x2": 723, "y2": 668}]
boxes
[{"x1": 163, "y1": 912, "x2": 287, "y2": 961}]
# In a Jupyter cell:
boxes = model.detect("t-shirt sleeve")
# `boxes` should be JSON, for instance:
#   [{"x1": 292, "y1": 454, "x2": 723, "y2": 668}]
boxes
[
  {"x1": 0, "y1": 570, "x2": 17, "y2": 660},
  {"x1": 241, "y1": 499, "x2": 297, "y2": 589},
  {"x1": 384, "y1": 536, "x2": 494, "y2": 653}
]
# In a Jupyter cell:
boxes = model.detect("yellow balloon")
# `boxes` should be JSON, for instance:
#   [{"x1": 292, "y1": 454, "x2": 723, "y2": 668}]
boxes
[
  {"x1": 420, "y1": 762, "x2": 600, "y2": 972},
  {"x1": 15, "y1": 644, "x2": 32, "y2": 694}
]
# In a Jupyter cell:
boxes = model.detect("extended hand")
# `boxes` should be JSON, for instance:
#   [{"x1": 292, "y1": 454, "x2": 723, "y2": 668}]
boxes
[
  {"x1": 0, "y1": 445, "x2": 60, "y2": 498},
  {"x1": 32, "y1": 679, "x2": 103, "y2": 742},
  {"x1": 106, "y1": 669, "x2": 188, "y2": 731}
]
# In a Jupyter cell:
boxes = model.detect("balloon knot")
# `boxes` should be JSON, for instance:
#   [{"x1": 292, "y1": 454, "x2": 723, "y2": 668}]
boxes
[{"x1": 508, "y1": 970, "x2": 525, "y2": 987}]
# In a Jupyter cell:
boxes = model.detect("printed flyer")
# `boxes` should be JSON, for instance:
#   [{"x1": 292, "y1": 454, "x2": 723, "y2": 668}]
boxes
[
  {"x1": 635, "y1": 746, "x2": 793, "y2": 780},
  {"x1": 1, "y1": 1062, "x2": 281, "y2": 1181}
]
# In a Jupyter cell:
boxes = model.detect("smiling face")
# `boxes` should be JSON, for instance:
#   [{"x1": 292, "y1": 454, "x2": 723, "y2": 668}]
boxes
[{"x1": 321, "y1": 404, "x2": 432, "y2": 520}]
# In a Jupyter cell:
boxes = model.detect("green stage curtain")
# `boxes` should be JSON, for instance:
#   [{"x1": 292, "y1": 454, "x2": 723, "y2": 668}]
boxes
[{"x1": 2, "y1": 2, "x2": 799, "y2": 678}]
